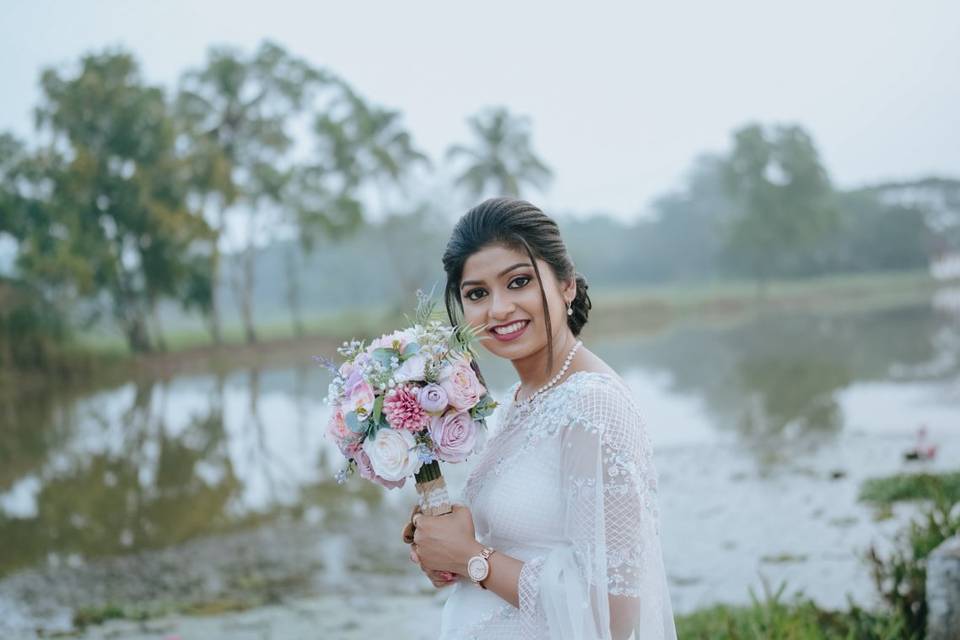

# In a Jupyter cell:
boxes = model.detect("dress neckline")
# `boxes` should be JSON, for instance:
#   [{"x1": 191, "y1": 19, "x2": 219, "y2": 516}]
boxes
[{"x1": 508, "y1": 370, "x2": 620, "y2": 409}]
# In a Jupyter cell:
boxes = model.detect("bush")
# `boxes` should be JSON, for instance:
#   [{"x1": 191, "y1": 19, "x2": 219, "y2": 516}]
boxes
[
  {"x1": 865, "y1": 493, "x2": 960, "y2": 639},
  {"x1": 0, "y1": 277, "x2": 67, "y2": 371},
  {"x1": 675, "y1": 578, "x2": 907, "y2": 639}
]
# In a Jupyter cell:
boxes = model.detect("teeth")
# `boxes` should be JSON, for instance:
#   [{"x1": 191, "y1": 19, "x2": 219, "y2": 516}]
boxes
[{"x1": 494, "y1": 321, "x2": 526, "y2": 335}]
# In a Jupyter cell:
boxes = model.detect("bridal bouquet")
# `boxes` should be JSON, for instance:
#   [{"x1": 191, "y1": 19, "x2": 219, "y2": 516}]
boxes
[{"x1": 319, "y1": 293, "x2": 496, "y2": 515}]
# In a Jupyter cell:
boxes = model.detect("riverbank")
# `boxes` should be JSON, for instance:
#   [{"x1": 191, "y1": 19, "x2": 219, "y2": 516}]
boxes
[{"x1": 7, "y1": 269, "x2": 944, "y2": 392}]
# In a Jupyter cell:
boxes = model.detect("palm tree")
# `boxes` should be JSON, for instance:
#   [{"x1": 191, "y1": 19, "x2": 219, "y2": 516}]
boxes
[
  {"x1": 446, "y1": 106, "x2": 553, "y2": 199},
  {"x1": 313, "y1": 88, "x2": 430, "y2": 205},
  {"x1": 175, "y1": 40, "x2": 325, "y2": 345}
]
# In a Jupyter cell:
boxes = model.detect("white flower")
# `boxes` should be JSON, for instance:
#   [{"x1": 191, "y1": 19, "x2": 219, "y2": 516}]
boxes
[
  {"x1": 362, "y1": 427, "x2": 422, "y2": 481},
  {"x1": 393, "y1": 353, "x2": 427, "y2": 383}
]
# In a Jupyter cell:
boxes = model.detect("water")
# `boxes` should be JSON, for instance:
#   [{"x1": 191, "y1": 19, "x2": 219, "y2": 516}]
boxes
[{"x1": 1, "y1": 290, "x2": 958, "y2": 632}]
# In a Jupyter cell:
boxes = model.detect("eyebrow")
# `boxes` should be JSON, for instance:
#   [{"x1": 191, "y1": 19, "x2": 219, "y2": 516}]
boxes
[{"x1": 460, "y1": 262, "x2": 532, "y2": 289}]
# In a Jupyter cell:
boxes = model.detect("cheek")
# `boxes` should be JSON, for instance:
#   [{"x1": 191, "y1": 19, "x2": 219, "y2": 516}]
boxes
[{"x1": 462, "y1": 303, "x2": 485, "y2": 325}]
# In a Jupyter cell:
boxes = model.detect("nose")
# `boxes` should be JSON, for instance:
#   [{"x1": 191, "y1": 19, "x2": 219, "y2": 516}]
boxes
[{"x1": 489, "y1": 291, "x2": 515, "y2": 322}]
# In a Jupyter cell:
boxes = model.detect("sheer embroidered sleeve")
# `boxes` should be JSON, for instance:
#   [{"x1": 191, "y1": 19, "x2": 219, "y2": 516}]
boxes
[{"x1": 516, "y1": 377, "x2": 676, "y2": 640}]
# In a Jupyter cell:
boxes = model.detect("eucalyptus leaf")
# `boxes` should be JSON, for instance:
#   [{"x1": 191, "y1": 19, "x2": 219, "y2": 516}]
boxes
[
  {"x1": 371, "y1": 347, "x2": 395, "y2": 366},
  {"x1": 345, "y1": 411, "x2": 365, "y2": 434}
]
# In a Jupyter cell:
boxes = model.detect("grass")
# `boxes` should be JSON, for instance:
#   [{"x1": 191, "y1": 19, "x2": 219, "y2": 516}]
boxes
[
  {"x1": 674, "y1": 579, "x2": 908, "y2": 640},
  {"x1": 67, "y1": 269, "x2": 944, "y2": 361},
  {"x1": 593, "y1": 269, "x2": 939, "y2": 321},
  {"x1": 859, "y1": 471, "x2": 960, "y2": 506}
]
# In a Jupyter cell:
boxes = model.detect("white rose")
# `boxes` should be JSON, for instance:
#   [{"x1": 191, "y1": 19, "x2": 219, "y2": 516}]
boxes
[
  {"x1": 393, "y1": 353, "x2": 427, "y2": 384},
  {"x1": 362, "y1": 427, "x2": 422, "y2": 481}
]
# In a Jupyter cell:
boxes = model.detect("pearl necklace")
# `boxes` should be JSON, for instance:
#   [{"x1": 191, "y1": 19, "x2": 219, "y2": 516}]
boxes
[{"x1": 513, "y1": 339, "x2": 583, "y2": 409}]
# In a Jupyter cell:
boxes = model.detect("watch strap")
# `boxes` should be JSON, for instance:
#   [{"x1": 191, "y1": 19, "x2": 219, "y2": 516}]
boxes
[{"x1": 479, "y1": 546, "x2": 495, "y2": 589}]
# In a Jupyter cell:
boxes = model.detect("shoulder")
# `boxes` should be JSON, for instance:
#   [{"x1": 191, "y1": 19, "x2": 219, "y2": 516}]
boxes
[{"x1": 566, "y1": 371, "x2": 644, "y2": 442}]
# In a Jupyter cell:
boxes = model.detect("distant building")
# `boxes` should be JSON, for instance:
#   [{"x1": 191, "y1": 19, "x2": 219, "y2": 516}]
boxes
[
  {"x1": 864, "y1": 177, "x2": 960, "y2": 281},
  {"x1": 930, "y1": 251, "x2": 960, "y2": 281}
]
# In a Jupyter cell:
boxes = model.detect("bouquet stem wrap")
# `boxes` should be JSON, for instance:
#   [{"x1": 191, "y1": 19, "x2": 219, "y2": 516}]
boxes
[{"x1": 414, "y1": 460, "x2": 452, "y2": 516}]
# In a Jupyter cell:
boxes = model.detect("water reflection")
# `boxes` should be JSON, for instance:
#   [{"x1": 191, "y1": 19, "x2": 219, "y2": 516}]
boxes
[
  {"x1": 589, "y1": 303, "x2": 956, "y2": 454},
  {"x1": 0, "y1": 296, "x2": 958, "y2": 587}
]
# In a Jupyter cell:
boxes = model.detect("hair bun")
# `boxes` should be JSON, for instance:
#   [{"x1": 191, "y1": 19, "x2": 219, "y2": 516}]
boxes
[{"x1": 567, "y1": 272, "x2": 591, "y2": 336}]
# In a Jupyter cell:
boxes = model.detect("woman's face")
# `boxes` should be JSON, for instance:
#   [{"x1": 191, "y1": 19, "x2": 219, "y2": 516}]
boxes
[{"x1": 459, "y1": 243, "x2": 575, "y2": 361}]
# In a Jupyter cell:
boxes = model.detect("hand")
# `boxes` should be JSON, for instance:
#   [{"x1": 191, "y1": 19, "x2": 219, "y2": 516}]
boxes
[
  {"x1": 401, "y1": 503, "x2": 420, "y2": 544},
  {"x1": 410, "y1": 546, "x2": 458, "y2": 588},
  {"x1": 412, "y1": 504, "x2": 480, "y2": 575}
]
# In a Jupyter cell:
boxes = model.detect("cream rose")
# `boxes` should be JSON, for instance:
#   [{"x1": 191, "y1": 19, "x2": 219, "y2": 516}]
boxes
[{"x1": 362, "y1": 427, "x2": 422, "y2": 481}]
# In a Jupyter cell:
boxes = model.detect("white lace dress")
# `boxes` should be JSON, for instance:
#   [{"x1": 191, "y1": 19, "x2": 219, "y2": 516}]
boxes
[{"x1": 439, "y1": 371, "x2": 677, "y2": 640}]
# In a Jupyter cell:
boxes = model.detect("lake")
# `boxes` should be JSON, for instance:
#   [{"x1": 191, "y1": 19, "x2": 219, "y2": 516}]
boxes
[{"x1": 1, "y1": 288, "x2": 958, "y2": 635}]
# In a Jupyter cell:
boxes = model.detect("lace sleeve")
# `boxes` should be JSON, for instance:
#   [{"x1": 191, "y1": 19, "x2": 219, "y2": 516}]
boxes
[{"x1": 517, "y1": 377, "x2": 676, "y2": 640}]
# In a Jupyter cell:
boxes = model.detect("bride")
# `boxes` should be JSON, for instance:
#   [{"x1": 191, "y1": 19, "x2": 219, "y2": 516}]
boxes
[{"x1": 405, "y1": 197, "x2": 677, "y2": 640}]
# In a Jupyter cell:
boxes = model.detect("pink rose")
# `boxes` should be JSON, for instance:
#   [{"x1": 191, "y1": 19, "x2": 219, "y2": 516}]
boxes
[
  {"x1": 428, "y1": 410, "x2": 479, "y2": 463},
  {"x1": 327, "y1": 408, "x2": 349, "y2": 441},
  {"x1": 345, "y1": 369, "x2": 375, "y2": 417},
  {"x1": 370, "y1": 329, "x2": 415, "y2": 352},
  {"x1": 327, "y1": 409, "x2": 362, "y2": 455},
  {"x1": 353, "y1": 448, "x2": 406, "y2": 489},
  {"x1": 439, "y1": 359, "x2": 486, "y2": 411}
]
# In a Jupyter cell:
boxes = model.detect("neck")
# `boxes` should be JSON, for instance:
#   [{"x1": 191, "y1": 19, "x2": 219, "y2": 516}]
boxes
[{"x1": 511, "y1": 331, "x2": 579, "y2": 393}]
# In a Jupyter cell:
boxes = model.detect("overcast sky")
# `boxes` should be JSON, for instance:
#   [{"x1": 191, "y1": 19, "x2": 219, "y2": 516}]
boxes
[{"x1": 2, "y1": 0, "x2": 958, "y2": 222}]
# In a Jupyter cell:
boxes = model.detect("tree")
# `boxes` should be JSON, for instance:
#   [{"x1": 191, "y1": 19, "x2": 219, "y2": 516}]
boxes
[
  {"x1": 644, "y1": 154, "x2": 734, "y2": 282},
  {"x1": 446, "y1": 106, "x2": 552, "y2": 200},
  {"x1": 720, "y1": 123, "x2": 838, "y2": 290},
  {"x1": 176, "y1": 40, "x2": 324, "y2": 344},
  {"x1": 305, "y1": 89, "x2": 431, "y2": 321},
  {"x1": 16, "y1": 50, "x2": 211, "y2": 353}
]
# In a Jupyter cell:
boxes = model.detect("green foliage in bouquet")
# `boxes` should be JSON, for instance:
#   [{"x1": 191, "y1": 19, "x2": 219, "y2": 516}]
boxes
[{"x1": 470, "y1": 394, "x2": 498, "y2": 421}]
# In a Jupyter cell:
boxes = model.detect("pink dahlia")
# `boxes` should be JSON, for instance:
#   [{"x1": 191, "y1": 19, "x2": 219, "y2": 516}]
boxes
[{"x1": 383, "y1": 385, "x2": 430, "y2": 432}]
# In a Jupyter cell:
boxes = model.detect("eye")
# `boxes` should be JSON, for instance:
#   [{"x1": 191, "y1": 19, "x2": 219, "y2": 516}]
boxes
[
  {"x1": 508, "y1": 275, "x2": 531, "y2": 289},
  {"x1": 465, "y1": 287, "x2": 487, "y2": 302}
]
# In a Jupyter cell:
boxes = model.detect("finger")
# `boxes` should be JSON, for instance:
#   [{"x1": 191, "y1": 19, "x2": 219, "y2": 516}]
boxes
[
  {"x1": 401, "y1": 521, "x2": 416, "y2": 545},
  {"x1": 409, "y1": 549, "x2": 418, "y2": 564}
]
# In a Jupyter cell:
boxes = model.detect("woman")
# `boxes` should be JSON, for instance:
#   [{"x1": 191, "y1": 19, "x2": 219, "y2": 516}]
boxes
[{"x1": 406, "y1": 197, "x2": 677, "y2": 640}]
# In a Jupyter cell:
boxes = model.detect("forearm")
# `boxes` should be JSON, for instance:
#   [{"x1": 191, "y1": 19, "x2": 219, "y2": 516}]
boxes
[{"x1": 458, "y1": 540, "x2": 523, "y2": 609}]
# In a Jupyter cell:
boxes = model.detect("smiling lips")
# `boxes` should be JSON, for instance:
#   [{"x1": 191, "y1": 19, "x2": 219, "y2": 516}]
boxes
[{"x1": 489, "y1": 319, "x2": 530, "y2": 341}]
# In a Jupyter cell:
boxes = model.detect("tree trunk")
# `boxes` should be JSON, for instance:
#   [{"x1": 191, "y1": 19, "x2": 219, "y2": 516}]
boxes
[
  {"x1": 239, "y1": 231, "x2": 258, "y2": 345},
  {"x1": 241, "y1": 242, "x2": 257, "y2": 344},
  {"x1": 150, "y1": 301, "x2": 167, "y2": 352},
  {"x1": 206, "y1": 205, "x2": 227, "y2": 347},
  {"x1": 284, "y1": 246, "x2": 305, "y2": 338},
  {"x1": 124, "y1": 312, "x2": 152, "y2": 354}
]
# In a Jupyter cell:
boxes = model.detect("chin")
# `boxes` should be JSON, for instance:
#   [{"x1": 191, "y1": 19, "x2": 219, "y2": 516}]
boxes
[{"x1": 483, "y1": 333, "x2": 546, "y2": 362}]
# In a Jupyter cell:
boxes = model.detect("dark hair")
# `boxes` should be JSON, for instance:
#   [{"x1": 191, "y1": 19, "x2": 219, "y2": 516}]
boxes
[{"x1": 442, "y1": 197, "x2": 592, "y2": 373}]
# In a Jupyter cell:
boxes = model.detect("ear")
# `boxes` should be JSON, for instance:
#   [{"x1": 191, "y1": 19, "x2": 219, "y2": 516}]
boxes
[{"x1": 560, "y1": 276, "x2": 576, "y2": 304}]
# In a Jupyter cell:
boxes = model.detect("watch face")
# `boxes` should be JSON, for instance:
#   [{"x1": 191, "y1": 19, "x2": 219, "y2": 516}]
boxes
[{"x1": 467, "y1": 556, "x2": 488, "y2": 582}]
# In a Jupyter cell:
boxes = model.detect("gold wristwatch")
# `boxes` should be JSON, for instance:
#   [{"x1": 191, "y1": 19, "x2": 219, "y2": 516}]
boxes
[{"x1": 467, "y1": 546, "x2": 496, "y2": 589}]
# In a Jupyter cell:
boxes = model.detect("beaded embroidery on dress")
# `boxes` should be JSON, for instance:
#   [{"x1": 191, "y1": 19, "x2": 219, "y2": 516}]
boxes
[{"x1": 439, "y1": 371, "x2": 677, "y2": 640}]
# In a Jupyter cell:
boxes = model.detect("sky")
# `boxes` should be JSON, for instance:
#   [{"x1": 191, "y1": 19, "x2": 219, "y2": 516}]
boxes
[{"x1": 1, "y1": 0, "x2": 958, "y2": 223}]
